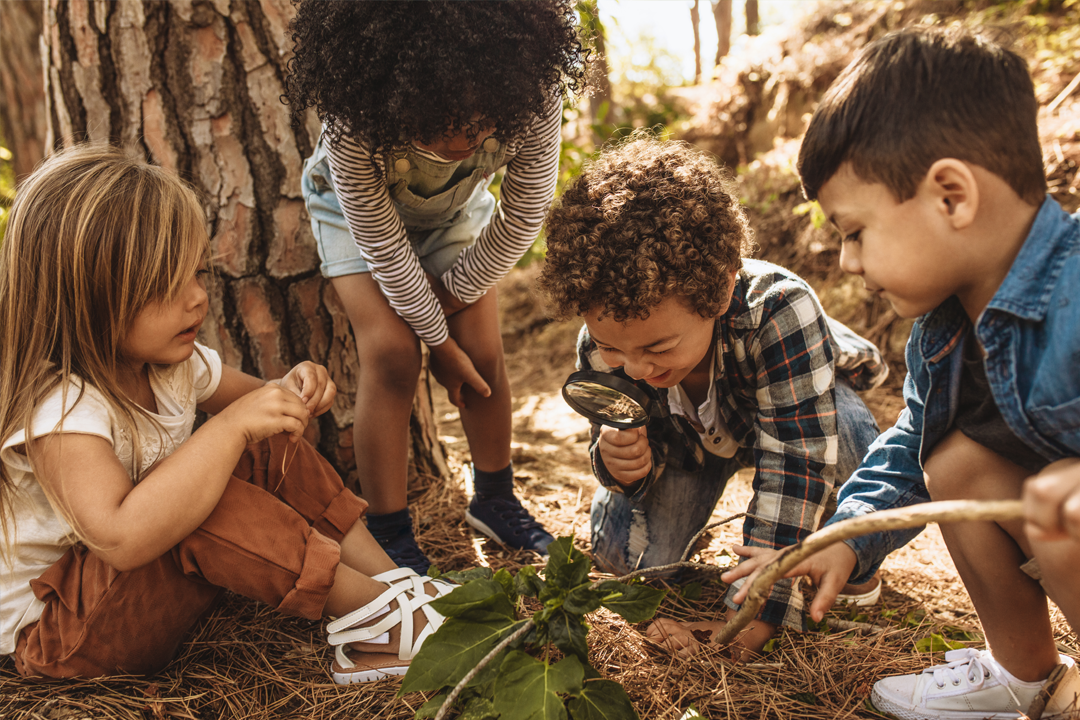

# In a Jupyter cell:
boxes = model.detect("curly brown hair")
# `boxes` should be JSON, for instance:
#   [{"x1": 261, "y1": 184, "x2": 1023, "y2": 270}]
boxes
[
  {"x1": 539, "y1": 134, "x2": 754, "y2": 322},
  {"x1": 284, "y1": 0, "x2": 587, "y2": 150}
]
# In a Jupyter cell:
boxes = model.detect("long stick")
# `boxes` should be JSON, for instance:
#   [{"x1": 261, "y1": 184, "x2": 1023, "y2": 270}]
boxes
[{"x1": 712, "y1": 499, "x2": 1023, "y2": 646}]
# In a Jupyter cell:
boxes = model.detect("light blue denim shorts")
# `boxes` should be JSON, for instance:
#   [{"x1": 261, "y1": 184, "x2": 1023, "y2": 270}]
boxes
[{"x1": 301, "y1": 144, "x2": 497, "y2": 279}]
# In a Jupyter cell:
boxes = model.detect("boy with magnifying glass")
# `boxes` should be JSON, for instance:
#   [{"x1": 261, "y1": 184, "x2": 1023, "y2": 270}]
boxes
[{"x1": 538, "y1": 132, "x2": 887, "y2": 661}]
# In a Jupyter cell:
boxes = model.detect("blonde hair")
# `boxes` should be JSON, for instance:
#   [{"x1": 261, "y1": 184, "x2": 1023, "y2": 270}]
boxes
[{"x1": 0, "y1": 144, "x2": 210, "y2": 552}]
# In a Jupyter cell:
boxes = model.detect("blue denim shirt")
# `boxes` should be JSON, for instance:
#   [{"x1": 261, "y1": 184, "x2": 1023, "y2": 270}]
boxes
[{"x1": 828, "y1": 197, "x2": 1080, "y2": 584}]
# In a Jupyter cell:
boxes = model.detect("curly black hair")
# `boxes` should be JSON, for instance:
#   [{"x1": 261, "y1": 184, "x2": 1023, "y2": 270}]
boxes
[
  {"x1": 539, "y1": 133, "x2": 754, "y2": 322},
  {"x1": 285, "y1": 0, "x2": 587, "y2": 149}
]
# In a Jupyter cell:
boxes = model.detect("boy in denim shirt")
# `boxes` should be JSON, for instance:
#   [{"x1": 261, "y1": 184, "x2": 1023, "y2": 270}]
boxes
[
  {"x1": 538, "y1": 134, "x2": 888, "y2": 660},
  {"x1": 727, "y1": 26, "x2": 1080, "y2": 719}
]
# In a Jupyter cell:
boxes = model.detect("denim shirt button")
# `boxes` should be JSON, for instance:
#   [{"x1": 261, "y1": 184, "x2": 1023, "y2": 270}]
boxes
[
  {"x1": 708, "y1": 427, "x2": 716, "y2": 435},
  {"x1": 713, "y1": 438, "x2": 721, "y2": 444},
  {"x1": 483, "y1": 138, "x2": 499, "y2": 153},
  {"x1": 394, "y1": 158, "x2": 411, "y2": 174}
]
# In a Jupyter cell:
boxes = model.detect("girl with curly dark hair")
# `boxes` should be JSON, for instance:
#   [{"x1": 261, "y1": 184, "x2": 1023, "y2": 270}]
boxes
[{"x1": 285, "y1": 2, "x2": 585, "y2": 585}]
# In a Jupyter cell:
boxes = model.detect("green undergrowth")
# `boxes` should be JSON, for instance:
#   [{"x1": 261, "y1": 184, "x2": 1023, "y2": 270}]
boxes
[{"x1": 401, "y1": 537, "x2": 666, "y2": 720}]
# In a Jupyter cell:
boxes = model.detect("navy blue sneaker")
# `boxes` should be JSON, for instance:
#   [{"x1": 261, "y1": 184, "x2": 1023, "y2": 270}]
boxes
[
  {"x1": 465, "y1": 494, "x2": 554, "y2": 554},
  {"x1": 375, "y1": 525, "x2": 431, "y2": 575}
]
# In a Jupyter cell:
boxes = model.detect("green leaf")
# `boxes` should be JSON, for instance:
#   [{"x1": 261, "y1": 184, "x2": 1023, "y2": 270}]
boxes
[
  {"x1": 494, "y1": 568, "x2": 518, "y2": 600},
  {"x1": 416, "y1": 692, "x2": 449, "y2": 719},
  {"x1": 493, "y1": 651, "x2": 584, "y2": 720},
  {"x1": 567, "y1": 679, "x2": 639, "y2": 720},
  {"x1": 547, "y1": 607, "x2": 589, "y2": 660},
  {"x1": 436, "y1": 567, "x2": 494, "y2": 584},
  {"x1": 459, "y1": 696, "x2": 499, "y2": 720},
  {"x1": 914, "y1": 633, "x2": 966, "y2": 653},
  {"x1": 430, "y1": 579, "x2": 516, "y2": 622},
  {"x1": 678, "y1": 706, "x2": 703, "y2": 720},
  {"x1": 545, "y1": 537, "x2": 591, "y2": 590},
  {"x1": 563, "y1": 585, "x2": 603, "y2": 615},
  {"x1": 680, "y1": 582, "x2": 702, "y2": 601},
  {"x1": 596, "y1": 581, "x2": 666, "y2": 623},
  {"x1": 400, "y1": 616, "x2": 525, "y2": 694},
  {"x1": 515, "y1": 565, "x2": 546, "y2": 598},
  {"x1": 789, "y1": 692, "x2": 819, "y2": 705}
]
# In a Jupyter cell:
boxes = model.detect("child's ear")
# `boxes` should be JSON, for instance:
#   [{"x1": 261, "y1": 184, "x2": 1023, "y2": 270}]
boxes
[{"x1": 920, "y1": 159, "x2": 978, "y2": 230}]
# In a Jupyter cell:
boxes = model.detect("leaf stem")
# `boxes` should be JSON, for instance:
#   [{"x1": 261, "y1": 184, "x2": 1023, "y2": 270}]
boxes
[{"x1": 433, "y1": 620, "x2": 534, "y2": 720}]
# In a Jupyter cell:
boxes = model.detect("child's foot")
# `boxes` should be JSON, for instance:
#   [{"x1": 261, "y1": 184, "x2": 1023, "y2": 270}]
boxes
[
  {"x1": 871, "y1": 649, "x2": 1080, "y2": 720},
  {"x1": 373, "y1": 524, "x2": 432, "y2": 575},
  {"x1": 835, "y1": 572, "x2": 882, "y2": 607},
  {"x1": 465, "y1": 493, "x2": 554, "y2": 554},
  {"x1": 327, "y1": 568, "x2": 454, "y2": 684}
]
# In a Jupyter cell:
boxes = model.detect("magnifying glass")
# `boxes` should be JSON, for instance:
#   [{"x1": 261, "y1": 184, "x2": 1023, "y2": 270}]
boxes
[{"x1": 561, "y1": 370, "x2": 669, "y2": 429}]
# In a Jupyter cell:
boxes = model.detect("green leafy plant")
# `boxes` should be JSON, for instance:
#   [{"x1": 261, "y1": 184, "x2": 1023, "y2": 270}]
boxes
[{"x1": 401, "y1": 537, "x2": 666, "y2": 720}]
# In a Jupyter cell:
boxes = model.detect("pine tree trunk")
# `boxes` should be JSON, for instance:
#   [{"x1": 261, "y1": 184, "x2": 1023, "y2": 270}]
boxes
[
  {"x1": 691, "y1": 0, "x2": 702, "y2": 85},
  {"x1": 37, "y1": 0, "x2": 448, "y2": 490},
  {"x1": 0, "y1": 0, "x2": 47, "y2": 180},
  {"x1": 712, "y1": 0, "x2": 733, "y2": 65}
]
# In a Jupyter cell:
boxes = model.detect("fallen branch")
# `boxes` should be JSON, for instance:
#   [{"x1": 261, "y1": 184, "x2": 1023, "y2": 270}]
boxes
[{"x1": 713, "y1": 499, "x2": 1023, "y2": 646}]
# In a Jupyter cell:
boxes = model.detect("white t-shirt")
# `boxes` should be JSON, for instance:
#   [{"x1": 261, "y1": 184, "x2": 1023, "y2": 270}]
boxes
[{"x1": 0, "y1": 344, "x2": 222, "y2": 655}]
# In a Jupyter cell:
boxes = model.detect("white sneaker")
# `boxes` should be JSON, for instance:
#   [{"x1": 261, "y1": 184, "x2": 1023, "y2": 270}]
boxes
[{"x1": 870, "y1": 649, "x2": 1080, "y2": 720}]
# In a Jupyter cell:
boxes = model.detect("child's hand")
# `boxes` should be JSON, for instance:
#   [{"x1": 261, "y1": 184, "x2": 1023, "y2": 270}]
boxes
[
  {"x1": 598, "y1": 426, "x2": 652, "y2": 486},
  {"x1": 425, "y1": 271, "x2": 469, "y2": 317},
  {"x1": 721, "y1": 542, "x2": 858, "y2": 623},
  {"x1": 429, "y1": 337, "x2": 491, "y2": 409},
  {"x1": 1024, "y1": 458, "x2": 1080, "y2": 543},
  {"x1": 645, "y1": 609, "x2": 777, "y2": 662},
  {"x1": 216, "y1": 383, "x2": 310, "y2": 444},
  {"x1": 274, "y1": 361, "x2": 336, "y2": 416}
]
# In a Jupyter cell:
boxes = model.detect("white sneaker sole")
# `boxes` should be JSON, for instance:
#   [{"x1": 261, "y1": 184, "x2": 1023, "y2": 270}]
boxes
[
  {"x1": 836, "y1": 579, "x2": 882, "y2": 607},
  {"x1": 464, "y1": 510, "x2": 508, "y2": 546}
]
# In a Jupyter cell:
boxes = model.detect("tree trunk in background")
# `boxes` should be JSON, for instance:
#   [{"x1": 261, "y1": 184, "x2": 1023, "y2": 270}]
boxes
[
  {"x1": 0, "y1": 0, "x2": 47, "y2": 180},
  {"x1": 713, "y1": 0, "x2": 733, "y2": 64},
  {"x1": 746, "y1": 0, "x2": 760, "y2": 36},
  {"x1": 576, "y1": 0, "x2": 613, "y2": 143},
  {"x1": 691, "y1": 0, "x2": 702, "y2": 84},
  {"x1": 37, "y1": 0, "x2": 448, "y2": 490}
]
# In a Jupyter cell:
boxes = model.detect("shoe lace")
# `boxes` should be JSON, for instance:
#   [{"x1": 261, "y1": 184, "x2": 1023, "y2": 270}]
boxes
[
  {"x1": 482, "y1": 495, "x2": 544, "y2": 534},
  {"x1": 925, "y1": 649, "x2": 1024, "y2": 709}
]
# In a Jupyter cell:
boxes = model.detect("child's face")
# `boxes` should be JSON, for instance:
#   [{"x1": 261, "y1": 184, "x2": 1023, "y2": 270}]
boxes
[
  {"x1": 583, "y1": 296, "x2": 720, "y2": 390},
  {"x1": 817, "y1": 163, "x2": 963, "y2": 319},
  {"x1": 414, "y1": 118, "x2": 496, "y2": 162},
  {"x1": 121, "y1": 265, "x2": 210, "y2": 370}
]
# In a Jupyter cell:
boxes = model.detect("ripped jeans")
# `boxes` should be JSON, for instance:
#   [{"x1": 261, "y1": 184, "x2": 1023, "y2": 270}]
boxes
[{"x1": 589, "y1": 379, "x2": 881, "y2": 580}]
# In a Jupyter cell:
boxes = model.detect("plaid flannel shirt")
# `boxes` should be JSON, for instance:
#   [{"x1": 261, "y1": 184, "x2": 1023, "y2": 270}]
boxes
[{"x1": 578, "y1": 259, "x2": 888, "y2": 629}]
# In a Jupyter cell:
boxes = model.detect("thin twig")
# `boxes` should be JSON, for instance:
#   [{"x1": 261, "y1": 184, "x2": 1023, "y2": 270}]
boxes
[
  {"x1": 712, "y1": 499, "x2": 1023, "y2": 646},
  {"x1": 433, "y1": 621, "x2": 534, "y2": 720}
]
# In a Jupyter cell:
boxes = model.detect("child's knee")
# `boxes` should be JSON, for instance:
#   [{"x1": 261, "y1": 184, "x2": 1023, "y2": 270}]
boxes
[{"x1": 923, "y1": 430, "x2": 1025, "y2": 501}]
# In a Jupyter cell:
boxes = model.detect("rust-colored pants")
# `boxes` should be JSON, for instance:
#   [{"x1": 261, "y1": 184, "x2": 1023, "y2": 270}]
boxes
[{"x1": 13, "y1": 434, "x2": 367, "y2": 678}]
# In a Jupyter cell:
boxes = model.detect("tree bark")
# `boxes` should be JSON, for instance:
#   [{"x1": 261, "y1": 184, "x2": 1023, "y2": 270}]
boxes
[
  {"x1": 0, "y1": 0, "x2": 47, "y2": 180},
  {"x1": 745, "y1": 0, "x2": 759, "y2": 36},
  {"x1": 691, "y1": 0, "x2": 702, "y2": 85},
  {"x1": 577, "y1": 0, "x2": 613, "y2": 143},
  {"x1": 37, "y1": 0, "x2": 448, "y2": 490},
  {"x1": 712, "y1": 0, "x2": 733, "y2": 65}
]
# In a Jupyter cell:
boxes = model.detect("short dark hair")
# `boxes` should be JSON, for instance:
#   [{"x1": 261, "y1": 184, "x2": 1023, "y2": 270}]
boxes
[
  {"x1": 798, "y1": 26, "x2": 1045, "y2": 205},
  {"x1": 539, "y1": 133, "x2": 753, "y2": 322},
  {"x1": 285, "y1": 0, "x2": 586, "y2": 150}
]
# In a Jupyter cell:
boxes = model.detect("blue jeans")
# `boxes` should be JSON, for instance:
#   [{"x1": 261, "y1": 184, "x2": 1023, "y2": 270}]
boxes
[{"x1": 590, "y1": 379, "x2": 881, "y2": 576}]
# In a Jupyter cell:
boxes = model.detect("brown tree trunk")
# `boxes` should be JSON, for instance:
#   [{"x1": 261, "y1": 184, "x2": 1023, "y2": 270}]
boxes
[
  {"x1": 0, "y1": 0, "x2": 47, "y2": 180},
  {"x1": 712, "y1": 0, "x2": 733, "y2": 65},
  {"x1": 690, "y1": 0, "x2": 702, "y2": 85},
  {"x1": 37, "y1": 0, "x2": 448, "y2": 490},
  {"x1": 577, "y1": 0, "x2": 613, "y2": 143},
  {"x1": 746, "y1": 0, "x2": 760, "y2": 36}
]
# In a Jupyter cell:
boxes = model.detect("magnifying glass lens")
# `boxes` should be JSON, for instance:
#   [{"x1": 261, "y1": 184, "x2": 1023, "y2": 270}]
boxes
[{"x1": 563, "y1": 381, "x2": 649, "y2": 425}]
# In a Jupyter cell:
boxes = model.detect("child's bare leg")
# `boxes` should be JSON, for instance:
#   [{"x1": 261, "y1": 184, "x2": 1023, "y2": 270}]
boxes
[
  {"x1": 923, "y1": 429, "x2": 1059, "y2": 682},
  {"x1": 331, "y1": 273, "x2": 422, "y2": 514},
  {"x1": 445, "y1": 286, "x2": 511, "y2": 472}
]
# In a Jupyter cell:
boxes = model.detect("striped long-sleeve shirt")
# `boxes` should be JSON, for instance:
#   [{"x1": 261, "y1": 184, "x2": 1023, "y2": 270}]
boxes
[
  {"x1": 325, "y1": 103, "x2": 562, "y2": 346},
  {"x1": 578, "y1": 259, "x2": 889, "y2": 629}
]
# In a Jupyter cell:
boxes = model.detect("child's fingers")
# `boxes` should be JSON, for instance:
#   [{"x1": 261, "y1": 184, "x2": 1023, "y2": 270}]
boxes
[
  {"x1": 1024, "y1": 459, "x2": 1080, "y2": 542},
  {"x1": 807, "y1": 571, "x2": 848, "y2": 622}
]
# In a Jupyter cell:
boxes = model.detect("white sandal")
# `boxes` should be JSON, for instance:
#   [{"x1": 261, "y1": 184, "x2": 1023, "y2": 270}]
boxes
[{"x1": 327, "y1": 567, "x2": 454, "y2": 684}]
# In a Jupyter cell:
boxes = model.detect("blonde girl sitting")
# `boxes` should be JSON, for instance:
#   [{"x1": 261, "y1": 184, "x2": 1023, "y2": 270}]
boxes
[{"x1": 0, "y1": 145, "x2": 449, "y2": 683}]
